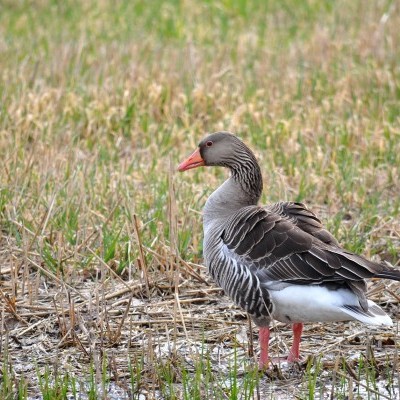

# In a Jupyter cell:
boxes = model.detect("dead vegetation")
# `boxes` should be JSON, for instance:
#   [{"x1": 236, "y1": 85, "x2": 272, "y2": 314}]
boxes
[
  {"x1": 0, "y1": 0, "x2": 400, "y2": 398},
  {"x1": 1, "y1": 214, "x2": 399, "y2": 398}
]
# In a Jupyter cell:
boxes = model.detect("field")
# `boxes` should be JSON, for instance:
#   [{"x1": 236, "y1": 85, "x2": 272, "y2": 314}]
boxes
[{"x1": 0, "y1": 0, "x2": 399, "y2": 398}]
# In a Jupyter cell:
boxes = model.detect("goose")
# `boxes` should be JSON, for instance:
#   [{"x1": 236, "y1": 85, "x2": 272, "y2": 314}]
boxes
[{"x1": 178, "y1": 131, "x2": 400, "y2": 368}]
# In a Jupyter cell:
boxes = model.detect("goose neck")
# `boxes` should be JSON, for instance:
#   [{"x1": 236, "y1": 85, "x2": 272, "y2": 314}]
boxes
[{"x1": 203, "y1": 174, "x2": 261, "y2": 227}]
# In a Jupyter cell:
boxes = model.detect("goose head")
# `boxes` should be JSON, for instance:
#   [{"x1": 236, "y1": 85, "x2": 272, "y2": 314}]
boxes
[
  {"x1": 178, "y1": 131, "x2": 255, "y2": 172},
  {"x1": 178, "y1": 131, "x2": 263, "y2": 203}
]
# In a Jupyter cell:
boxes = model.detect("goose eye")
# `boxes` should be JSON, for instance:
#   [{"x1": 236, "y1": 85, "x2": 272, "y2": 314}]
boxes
[{"x1": 206, "y1": 141, "x2": 213, "y2": 147}]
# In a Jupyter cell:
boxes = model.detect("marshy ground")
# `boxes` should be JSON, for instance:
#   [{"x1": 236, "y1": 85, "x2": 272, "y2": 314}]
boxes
[{"x1": 0, "y1": 1, "x2": 399, "y2": 398}]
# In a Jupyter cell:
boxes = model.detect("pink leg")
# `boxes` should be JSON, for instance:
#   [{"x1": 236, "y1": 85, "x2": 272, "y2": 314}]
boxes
[
  {"x1": 258, "y1": 327, "x2": 270, "y2": 369},
  {"x1": 287, "y1": 322, "x2": 303, "y2": 362}
]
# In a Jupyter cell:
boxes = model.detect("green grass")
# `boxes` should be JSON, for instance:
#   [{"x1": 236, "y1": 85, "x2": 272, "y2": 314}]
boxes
[
  {"x1": 1, "y1": 345, "x2": 398, "y2": 399},
  {"x1": 0, "y1": 0, "x2": 399, "y2": 398}
]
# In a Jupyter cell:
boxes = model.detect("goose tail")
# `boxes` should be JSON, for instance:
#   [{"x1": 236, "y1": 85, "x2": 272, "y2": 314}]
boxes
[
  {"x1": 341, "y1": 300, "x2": 393, "y2": 326},
  {"x1": 375, "y1": 261, "x2": 400, "y2": 281}
]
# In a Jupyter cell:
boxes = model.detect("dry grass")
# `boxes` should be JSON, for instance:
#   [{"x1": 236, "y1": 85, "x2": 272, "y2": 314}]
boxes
[{"x1": 0, "y1": 0, "x2": 400, "y2": 398}]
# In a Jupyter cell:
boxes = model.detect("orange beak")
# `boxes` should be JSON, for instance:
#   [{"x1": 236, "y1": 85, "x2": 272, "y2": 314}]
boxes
[{"x1": 178, "y1": 148, "x2": 205, "y2": 171}]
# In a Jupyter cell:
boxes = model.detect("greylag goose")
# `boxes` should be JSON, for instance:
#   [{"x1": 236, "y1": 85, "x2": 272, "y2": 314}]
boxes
[{"x1": 178, "y1": 131, "x2": 400, "y2": 368}]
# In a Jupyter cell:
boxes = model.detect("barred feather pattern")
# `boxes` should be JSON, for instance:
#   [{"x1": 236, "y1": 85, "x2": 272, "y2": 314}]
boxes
[{"x1": 204, "y1": 223, "x2": 273, "y2": 319}]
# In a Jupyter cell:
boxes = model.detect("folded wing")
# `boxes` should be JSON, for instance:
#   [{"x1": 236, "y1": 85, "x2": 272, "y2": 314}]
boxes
[{"x1": 221, "y1": 205, "x2": 398, "y2": 310}]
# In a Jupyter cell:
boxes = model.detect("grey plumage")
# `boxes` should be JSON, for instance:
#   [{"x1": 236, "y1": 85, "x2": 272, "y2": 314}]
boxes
[{"x1": 178, "y1": 131, "x2": 400, "y2": 365}]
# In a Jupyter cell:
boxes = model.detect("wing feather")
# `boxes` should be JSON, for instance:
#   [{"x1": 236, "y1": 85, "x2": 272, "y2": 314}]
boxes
[
  {"x1": 267, "y1": 201, "x2": 339, "y2": 246},
  {"x1": 222, "y1": 206, "x2": 386, "y2": 285}
]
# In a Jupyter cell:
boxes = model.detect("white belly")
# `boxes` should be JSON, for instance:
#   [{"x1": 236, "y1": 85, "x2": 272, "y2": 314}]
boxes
[{"x1": 268, "y1": 284, "x2": 391, "y2": 325}]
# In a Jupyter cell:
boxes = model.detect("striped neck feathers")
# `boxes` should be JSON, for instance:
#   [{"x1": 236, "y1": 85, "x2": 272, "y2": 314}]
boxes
[{"x1": 203, "y1": 157, "x2": 263, "y2": 227}]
